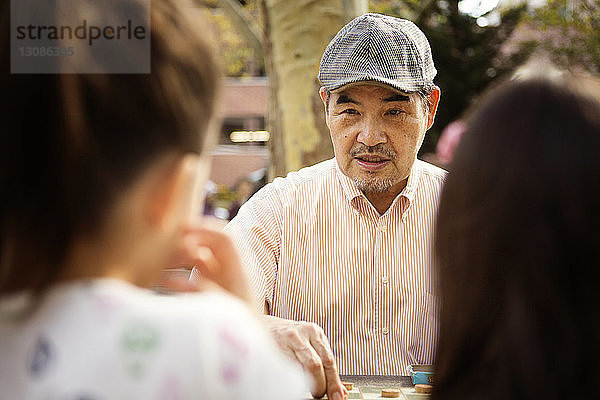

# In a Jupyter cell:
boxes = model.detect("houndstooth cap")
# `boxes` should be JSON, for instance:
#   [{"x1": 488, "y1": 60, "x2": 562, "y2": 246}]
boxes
[{"x1": 319, "y1": 13, "x2": 436, "y2": 93}]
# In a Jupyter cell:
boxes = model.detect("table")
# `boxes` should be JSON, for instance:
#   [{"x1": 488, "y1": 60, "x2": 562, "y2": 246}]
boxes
[{"x1": 305, "y1": 375, "x2": 430, "y2": 399}]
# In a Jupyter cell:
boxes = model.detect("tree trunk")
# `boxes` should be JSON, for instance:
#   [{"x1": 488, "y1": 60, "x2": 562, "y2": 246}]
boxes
[{"x1": 260, "y1": 0, "x2": 367, "y2": 180}]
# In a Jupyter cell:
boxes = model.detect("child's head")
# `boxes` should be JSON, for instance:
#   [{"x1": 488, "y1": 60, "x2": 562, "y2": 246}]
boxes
[
  {"x1": 1, "y1": 0, "x2": 220, "y2": 293},
  {"x1": 434, "y1": 72, "x2": 600, "y2": 398}
]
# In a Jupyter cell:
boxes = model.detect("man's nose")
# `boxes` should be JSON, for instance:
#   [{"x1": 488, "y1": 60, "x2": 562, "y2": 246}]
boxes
[{"x1": 356, "y1": 117, "x2": 387, "y2": 147}]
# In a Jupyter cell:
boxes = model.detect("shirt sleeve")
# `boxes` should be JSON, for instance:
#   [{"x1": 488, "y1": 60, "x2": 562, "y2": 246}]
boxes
[{"x1": 224, "y1": 184, "x2": 283, "y2": 314}]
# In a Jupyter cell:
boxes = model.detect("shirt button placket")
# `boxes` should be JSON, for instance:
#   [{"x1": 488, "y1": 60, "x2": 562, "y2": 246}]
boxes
[
  {"x1": 374, "y1": 220, "x2": 382, "y2": 335},
  {"x1": 377, "y1": 219, "x2": 390, "y2": 351}
]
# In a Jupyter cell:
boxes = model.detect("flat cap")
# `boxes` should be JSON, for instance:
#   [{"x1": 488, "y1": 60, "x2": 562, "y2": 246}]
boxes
[{"x1": 318, "y1": 13, "x2": 436, "y2": 93}]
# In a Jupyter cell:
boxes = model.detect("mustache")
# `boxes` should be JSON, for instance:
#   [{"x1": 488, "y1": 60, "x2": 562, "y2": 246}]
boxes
[{"x1": 350, "y1": 143, "x2": 396, "y2": 159}]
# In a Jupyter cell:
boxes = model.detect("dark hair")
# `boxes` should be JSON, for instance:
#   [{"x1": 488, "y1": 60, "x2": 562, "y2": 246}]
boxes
[
  {"x1": 0, "y1": 0, "x2": 219, "y2": 294},
  {"x1": 432, "y1": 75, "x2": 600, "y2": 399}
]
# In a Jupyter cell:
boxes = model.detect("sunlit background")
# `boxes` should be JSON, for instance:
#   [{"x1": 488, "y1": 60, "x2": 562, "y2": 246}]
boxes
[{"x1": 188, "y1": 0, "x2": 599, "y2": 220}]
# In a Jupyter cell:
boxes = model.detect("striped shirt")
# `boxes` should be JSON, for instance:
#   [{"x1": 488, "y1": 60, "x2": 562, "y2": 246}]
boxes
[{"x1": 225, "y1": 158, "x2": 446, "y2": 375}]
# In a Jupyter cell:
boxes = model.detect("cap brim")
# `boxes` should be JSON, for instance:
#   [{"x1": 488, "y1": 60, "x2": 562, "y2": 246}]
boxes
[{"x1": 329, "y1": 79, "x2": 411, "y2": 94}]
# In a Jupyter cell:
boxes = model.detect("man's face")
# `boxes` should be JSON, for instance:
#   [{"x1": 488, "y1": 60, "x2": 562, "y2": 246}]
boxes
[{"x1": 322, "y1": 83, "x2": 439, "y2": 195}]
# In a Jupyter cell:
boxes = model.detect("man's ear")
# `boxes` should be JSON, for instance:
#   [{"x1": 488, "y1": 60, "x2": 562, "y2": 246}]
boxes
[
  {"x1": 146, "y1": 154, "x2": 199, "y2": 232},
  {"x1": 426, "y1": 87, "x2": 441, "y2": 130},
  {"x1": 319, "y1": 87, "x2": 330, "y2": 129}
]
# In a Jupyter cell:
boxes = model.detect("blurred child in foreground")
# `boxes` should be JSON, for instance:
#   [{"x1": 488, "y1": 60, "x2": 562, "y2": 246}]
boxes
[
  {"x1": 433, "y1": 71, "x2": 600, "y2": 399},
  {"x1": 0, "y1": 0, "x2": 305, "y2": 398}
]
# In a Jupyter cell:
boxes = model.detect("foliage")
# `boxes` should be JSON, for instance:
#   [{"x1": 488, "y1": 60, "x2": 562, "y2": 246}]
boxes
[
  {"x1": 369, "y1": 1, "x2": 529, "y2": 156},
  {"x1": 199, "y1": 0, "x2": 262, "y2": 77},
  {"x1": 370, "y1": 0, "x2": 419, "y2": 18},
  {"x1": 521, "y1": 0, "x2": 600, "y2": 73}
]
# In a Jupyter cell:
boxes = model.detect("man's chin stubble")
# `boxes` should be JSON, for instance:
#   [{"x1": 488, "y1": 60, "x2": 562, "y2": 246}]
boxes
[{"x1": 353, "y1": 176, "x2": 395, "y2": 193}]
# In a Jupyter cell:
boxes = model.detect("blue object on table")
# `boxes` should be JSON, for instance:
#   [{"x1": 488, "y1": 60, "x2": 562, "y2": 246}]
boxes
[{"x1": 409, "y1": 364, "x2": 434, "y2": 385}]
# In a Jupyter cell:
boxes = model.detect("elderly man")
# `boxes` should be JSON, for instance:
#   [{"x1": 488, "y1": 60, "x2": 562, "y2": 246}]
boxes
[{"x1": 225, "y1": 13, "x2": 444, "y2": 399}]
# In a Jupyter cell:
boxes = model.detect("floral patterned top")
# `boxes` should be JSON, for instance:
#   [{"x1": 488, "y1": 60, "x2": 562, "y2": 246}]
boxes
[{"x1": 0, "y1": 279, "x2": 306, "y2": 400}]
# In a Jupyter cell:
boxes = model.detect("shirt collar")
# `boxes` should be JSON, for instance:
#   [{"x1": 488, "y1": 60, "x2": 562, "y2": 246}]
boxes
[
  {"x1": 334, "y1": 158, "x2": 423, "y2": 208},
  {"x1": 401, "y1": 159, "x2": 422, "y2": 204},
  {"x1": 334, "y1": 160, "x2": 364, "y2": 203}
]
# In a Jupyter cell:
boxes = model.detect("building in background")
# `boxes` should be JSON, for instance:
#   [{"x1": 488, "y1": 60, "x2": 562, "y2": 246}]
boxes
[
  {"x1": 211, "y1": 76, "x2": 269, "y2": 186},
  {"x1": 204, "y1": 76, "x2": 269, "y2": 219}
]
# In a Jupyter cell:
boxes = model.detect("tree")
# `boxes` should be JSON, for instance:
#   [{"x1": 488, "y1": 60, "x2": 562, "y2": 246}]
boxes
[
  {"x1": 259, "y1": 0, "x2": 368, "y2": 178},
  {"x1": 214, "y1": 0, "x2": 264, "y2": 75},
  {"x1": 212, "y1": 0, "x2": 366, "y2": 178},
  {"x1": 518, "y1": 0, "x2": 600, "y2": 73},
  {"x1": 196, "y1": 0, "x2": 263, "y2": 76}
]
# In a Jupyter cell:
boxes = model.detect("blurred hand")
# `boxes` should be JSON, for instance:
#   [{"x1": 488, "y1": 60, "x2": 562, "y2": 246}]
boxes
[
  {"x1": 162, "y1": 219, "x2": 253, "y2": 307},
  {"x1": 264, "y1": 316, "x2": 347, "y2": 400}
]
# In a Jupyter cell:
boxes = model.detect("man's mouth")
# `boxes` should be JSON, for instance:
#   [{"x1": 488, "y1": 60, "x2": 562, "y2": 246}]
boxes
[{"x1": 353, "y1": 154, "x2": 391, "y2": 171}]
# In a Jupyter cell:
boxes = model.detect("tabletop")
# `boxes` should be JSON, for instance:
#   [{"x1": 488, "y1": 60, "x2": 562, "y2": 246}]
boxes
[{"x1": 304, "y1": 375, "x2": 431, "y2": 400}]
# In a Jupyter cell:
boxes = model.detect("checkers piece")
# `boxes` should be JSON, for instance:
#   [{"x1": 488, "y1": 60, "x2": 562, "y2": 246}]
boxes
[
  {"x1": 415, "y1": 384, "x2": 433, "y2": 394},
  {"x1": 342, "y1": 382, "x2": 354, "y2": 391},
  {"x1": 381, "y1": 388, "x2": 400, "y2": 398}
]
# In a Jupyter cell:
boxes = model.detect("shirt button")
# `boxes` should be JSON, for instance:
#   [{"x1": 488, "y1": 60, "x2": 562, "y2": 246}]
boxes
[
  {"x1": 382, "y1": 327, "x2": 389, "y2": 335},
  {"x1": 382, "y1": 276, "x2": 389, "y2": 284},
  {"x1": 380, "y1": 224, "x2": 387, "y2": 232}
]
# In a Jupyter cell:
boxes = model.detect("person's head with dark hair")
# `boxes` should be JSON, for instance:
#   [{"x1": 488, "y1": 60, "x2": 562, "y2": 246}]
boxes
[
  {"x1": 0, "y1": 0, "x2": 220, "y2": 294},
  {"x1": 0, "y1": 5, "x2": 312, "y2": 397},
  {"x1": 433, "y1": 73, "x2": 600, "y2": 399}
]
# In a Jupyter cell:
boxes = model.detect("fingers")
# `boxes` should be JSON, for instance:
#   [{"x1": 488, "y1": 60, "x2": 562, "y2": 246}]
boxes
[
  {"x1": 306, "y1": 325, "x2": 347, "y2": 400},
  {"x1": 187, "y1": 231, "x2": 251, "y2": 301},
  {"x1": 265, "y1": 317, "x2": 347, "y2": 399},
  {"x1": 190, "y1": 246, "x2": 220, "y2": 277},
  {"x1": 181, "y1": 225, "x2": 239, "y2": 271},
  {"x1": 286, "y1": 329, "x2": 327, "y2": 397},
  {"x1": 169, "y1": 221, "x2": 254, "y2": 306}
]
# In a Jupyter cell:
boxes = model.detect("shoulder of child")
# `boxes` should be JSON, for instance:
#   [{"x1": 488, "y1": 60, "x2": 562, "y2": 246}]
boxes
[{"x1": 157, "y1": 290, "x2": 308, "y2": 399}]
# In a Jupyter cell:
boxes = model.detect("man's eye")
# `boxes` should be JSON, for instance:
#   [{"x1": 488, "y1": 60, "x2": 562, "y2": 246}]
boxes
[
  {"x1": 387, "y1": 109, "x2": 403, "y2": 116},
  {"x1": 341, "y1": 108, "x2": 359, "y2": 115}
]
